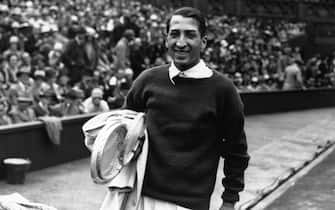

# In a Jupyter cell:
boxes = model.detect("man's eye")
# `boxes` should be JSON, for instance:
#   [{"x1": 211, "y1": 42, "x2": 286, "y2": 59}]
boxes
[
  {"x1": 169, "y1": 31, "x2": 179, "y2": 37},
  {"x1": 186, "y1": 32, "x2": 197, "y2": 38}
]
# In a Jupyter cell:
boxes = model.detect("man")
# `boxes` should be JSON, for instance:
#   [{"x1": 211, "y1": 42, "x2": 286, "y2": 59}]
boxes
[
  {"x1": 113, "y1": 29, "x2": 135, "y2": 72},
  {"x1": 9, "y1": 96, "x2": 36, "y2": 124},
  {"x1": 125, "y1": 7, "x2": 249, "y2": 210},
  {"x1": 282, "y1": 57, "x2": 304, "y2": 90},
  {"x1": 49, "y1": 88, "x2": 86, "y2": 117},
  {"x1": 82, "y1": 88, "x2": 109, "y2": 113},
  {"x1": 61, "y1": 25, "x2": 91, "y2": 85},
  {"x1": 0, "y1": 97, "x2": 12, "y2": 125}
]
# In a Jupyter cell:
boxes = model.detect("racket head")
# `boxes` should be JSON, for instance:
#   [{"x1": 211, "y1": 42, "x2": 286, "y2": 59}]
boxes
[{"x1": 90, "y1": 123, "x2": 128, "y2": 184}]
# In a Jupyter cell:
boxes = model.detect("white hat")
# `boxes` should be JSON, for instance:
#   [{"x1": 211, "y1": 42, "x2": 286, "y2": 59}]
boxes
[
  {"x1": 34, "y1": 70, "x2": 46, "y2": 78},
  {"x1": 0, "y1": 4, "x2": 9, "y2": 12},
  {"x1": 86, "y1": 27, "x2": 97, "y2": 37},
  {"x1": 53, "y1": 42, "x2": 63, "y2": 51},
  {"x1": 11, "y1": 22, "x2": 20, "y2": 28},
  {"x1": 40, "y1": 24, "x2": 51, "y2": 33},
  {"x1": 220, "y1": 39, "x2": 228, "y2": 47},
  {"x1": 26, "y1": 1, "x2": 33, "y2": 8},
  {"x1": 9, "y1": 36, "x2": 19, "y2": 43}
]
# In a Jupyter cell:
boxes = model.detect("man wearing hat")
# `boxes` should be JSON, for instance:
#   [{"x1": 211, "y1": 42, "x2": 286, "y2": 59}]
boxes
[
  {"x1": 10, "y1": 66, "x2": 34, "y2": 99},
  {"x1": 33, "y1": 89, "x2": 57, "y2": 117},
  {"x1": 9, "y1": 96, "x2": 36, "y2": 124},
  {"x1": 31, "y1": 70, "x2": 49, "y2": 101},
  {"x1": 3, "y1": 35, "x2": 21, "y2": 60},
  {"x1": 61, "y1": 25, "x2": 91, "y2": 85},
  {"x1": 82, "y1": 87, "x2": 109, "y2": 113},
  {"x1": 49, "y1": 88, "x2": 86, "y2": 117}
]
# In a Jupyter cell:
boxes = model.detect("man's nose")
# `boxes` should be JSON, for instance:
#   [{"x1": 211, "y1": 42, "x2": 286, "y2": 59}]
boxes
[{"x1": 176, "y1": 35, "x2": 187, "y2": 48}]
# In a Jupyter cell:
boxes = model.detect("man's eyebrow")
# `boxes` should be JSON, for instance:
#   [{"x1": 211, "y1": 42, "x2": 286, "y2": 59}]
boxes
[{"x1": 169, "y1": 29, "x2": 198, "y2": 33}]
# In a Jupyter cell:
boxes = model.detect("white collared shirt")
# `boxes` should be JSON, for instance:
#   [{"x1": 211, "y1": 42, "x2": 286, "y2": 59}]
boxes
[{"x1": 169, "y1": 59, "x2": 213, "y2": 85}]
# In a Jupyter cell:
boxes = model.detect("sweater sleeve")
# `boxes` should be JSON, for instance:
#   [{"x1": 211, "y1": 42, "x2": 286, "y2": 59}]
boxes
[
  {"x1": 123, "y1": 71, "x2": 147, "y2": 112},
  {"x1": 219, "y1": 81, "x2": 250, "y2": 204}
]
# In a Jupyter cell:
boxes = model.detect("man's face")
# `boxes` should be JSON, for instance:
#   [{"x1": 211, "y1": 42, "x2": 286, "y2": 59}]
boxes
[
  {"x1": 92, "y1": 97, "x2": 101, "y2": 106},
  {"x1": 166, "y1": 15, "x2": 206, "y2": 71}
]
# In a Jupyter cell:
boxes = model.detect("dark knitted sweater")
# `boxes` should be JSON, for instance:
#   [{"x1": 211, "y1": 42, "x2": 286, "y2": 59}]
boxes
[{"x1": 125, "y1": 64, "x2": 249, "y2": 210}]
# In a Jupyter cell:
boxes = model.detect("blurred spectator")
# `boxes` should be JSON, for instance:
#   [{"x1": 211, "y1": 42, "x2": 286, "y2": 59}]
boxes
[
  {"x1": 48, "y1": 42, "x2": 65, "y2": 70},
  {"x1": 3, "y1": 35, "x2": 21, "y2": 60},
  {"x1": 57, "y1": 73, "x2": 71, "y2": 99},
  {"x1": 49, "y1": 88, "x2": 86, "y2": 117},
  {"x1": 0, "y1": 97, "x2": 12, "y2": 125},
  {"x1": 282, "y1": 57, "x2": 305, "y2": 90},
  {"x1": 9, "y1": 96, "x2": 36, "y2": 123},
  {"x1": 0, "y1": 71, "x2": 9, "y2": 98},
  {"x1": 31, "y1": 70, "x2": 49, "y2": 102},
  {"x1": 2, "y1": 53, "x2": 21, "y2": 83},
  {"x1": 45, "y1": 67, "x2": 62, "y2": 102},
  {"x1": 84, "y1": 27, "x2": 100, "y2": 74},
  {"x1": 10, "y1": 66, "x2": 34, "y2": 98},
  {"x1": 82, "y1": 87, "x2": 109, "y2": 113},
  {"x1": 33, "y1": 90, "x2": 57, "y2": 117},
  {"x1": 113, "y1": 29, "x2": 135, "y2": 72},
  {"x1": 61, "y1": 25, "x2": 91, "y2": 85},
  {"x1": 108, "y1": 81, "x2": 130, "y2": 109},
  {"x1": 129, "y1": 38, "x2": 146, "y2": 79}
]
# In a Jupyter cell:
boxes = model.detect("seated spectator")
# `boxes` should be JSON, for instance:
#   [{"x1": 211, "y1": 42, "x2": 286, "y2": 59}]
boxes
[
  {"x1": 49, "y1": 88, "x2": 86, "y2": 117},
  {"x1": 0, "y1": 72, "x2": 9, "y2": 98},
  {"x1": 9, "y1": 96, "x2": 36, "y2": 124},
  {"x1": 33, "y1": 90, "x2": 58, "y2": 117},
  {"x1": 3, "y1": 36, "x2": 22, "y2": 61},
  {"x1": 2, "y1": 53, "x2": 21, "y2": 84},
  {"x1": 57, "y1": 73, "x2": 71, "y2": 100},
  {"x1": 31, "y1": 70, "x2": 49, "y2": 102},
  {"x1": 0, "y1": 97, "x2": 12, "y2": 126},
  {"x1": 45, "y1": 67, "x2": 62, "y2": 102},
  {"x1": 10, "y1": 66, "x2": 34, "y2": 98},
  {"x1": 48, "y1": 42, "x2": 65, "y2": 70},
  {"x1": 82, "y1": 88, "x2": 109, "y2": 113}
]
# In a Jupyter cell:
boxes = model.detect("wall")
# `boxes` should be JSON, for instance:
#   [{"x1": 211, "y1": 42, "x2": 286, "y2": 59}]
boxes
[
  {"x1": 0, "y1": 114, "x2": 95, "y2": 180},
  {"x1": 1, "y1": 88, "x2": 335, "y2": 179}
]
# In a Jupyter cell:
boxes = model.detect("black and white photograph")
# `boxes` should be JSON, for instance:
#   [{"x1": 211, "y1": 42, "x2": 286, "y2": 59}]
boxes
[{"x1": 1, "y1": 0, "x2": 335, "y2": 210}]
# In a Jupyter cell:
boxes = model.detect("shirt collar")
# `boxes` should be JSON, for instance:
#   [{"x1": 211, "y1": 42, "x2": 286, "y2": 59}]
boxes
[{"x1": 169, "y1": 59, "x2": 213, "y2": 85}]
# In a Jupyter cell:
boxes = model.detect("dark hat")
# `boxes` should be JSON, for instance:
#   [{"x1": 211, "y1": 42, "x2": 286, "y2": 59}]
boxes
[
  {"x1": 72, "y1": 25, "x2": 86, "y2": 36},
  {"x1": 65, "y1": 88, "x2": 84, "y2": 100},
  {"x1": 123, "y1": 29, "x2": 135, "y2": 40},
  {"x1": 45, "y1": 67, "x2": 57, "y2": 79}
]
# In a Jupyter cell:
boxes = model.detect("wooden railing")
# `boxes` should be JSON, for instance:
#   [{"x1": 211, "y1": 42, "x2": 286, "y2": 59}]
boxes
[{"x1": 1, "y1": 88, "x2": 335, "y2": 179}]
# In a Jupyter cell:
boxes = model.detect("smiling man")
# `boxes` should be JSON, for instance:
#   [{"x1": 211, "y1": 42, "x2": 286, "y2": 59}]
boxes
[{"x1": 125, "y1": 7, "x2": 249, "y2": 210}]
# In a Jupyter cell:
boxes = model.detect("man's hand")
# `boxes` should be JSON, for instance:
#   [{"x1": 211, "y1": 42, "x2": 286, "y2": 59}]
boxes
[{"x1": 219, "y1": 202, "x2": 235, "y2": 210}]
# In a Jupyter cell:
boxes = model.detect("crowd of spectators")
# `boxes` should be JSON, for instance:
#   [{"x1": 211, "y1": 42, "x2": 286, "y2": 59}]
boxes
[{"x1": 1, "y1": 0, "x2": 335, "y2": 126}]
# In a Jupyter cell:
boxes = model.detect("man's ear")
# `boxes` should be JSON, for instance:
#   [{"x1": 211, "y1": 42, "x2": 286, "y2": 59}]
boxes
[
  {"x1": 165, "y1": 38, "x2": 168, "y2": 49},
  {"x1": 201, "y1": 35, "x2": 207, "y2": 51},
  {"x1": 165, "y1": 31, "x2": 169, "y2": 49}
]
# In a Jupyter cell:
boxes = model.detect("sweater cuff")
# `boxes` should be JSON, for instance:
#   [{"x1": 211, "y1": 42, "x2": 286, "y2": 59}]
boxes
[{"x1": 222, "y1": 189, "x2": 239, "y2": 203}]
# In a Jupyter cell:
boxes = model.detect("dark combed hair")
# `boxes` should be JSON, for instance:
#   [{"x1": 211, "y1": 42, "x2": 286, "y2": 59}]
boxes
[{"x1": 165, "y1": 7, "x2": 207, "y2": 37}]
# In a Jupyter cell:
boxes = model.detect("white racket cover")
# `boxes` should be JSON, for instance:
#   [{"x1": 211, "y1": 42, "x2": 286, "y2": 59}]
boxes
[
  {"x1": 86, "y1": 110, "x2": 146, "y2": 184},
  {"x1": 82, "y1": 110, "x2": 139, "y2": 151}
]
